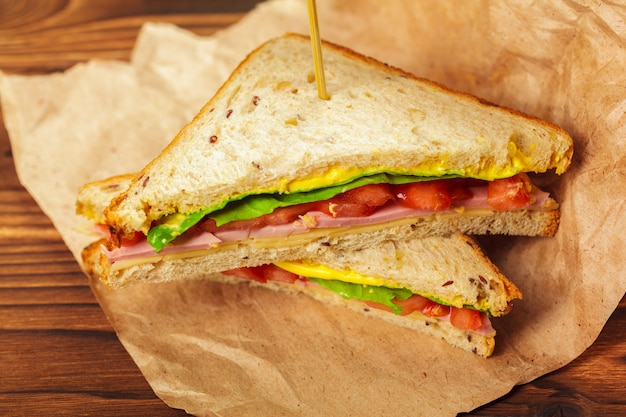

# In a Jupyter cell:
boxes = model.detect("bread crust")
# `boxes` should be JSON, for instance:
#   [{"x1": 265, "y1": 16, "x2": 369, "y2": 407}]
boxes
[{"x1": 76, "y1": 173, "x2": 135, "y2": 223}]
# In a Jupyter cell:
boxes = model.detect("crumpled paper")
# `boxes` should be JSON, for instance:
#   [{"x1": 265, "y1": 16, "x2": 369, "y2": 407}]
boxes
[{"x1": 1, "y1": 0, "x2": 625, "y2": 416}]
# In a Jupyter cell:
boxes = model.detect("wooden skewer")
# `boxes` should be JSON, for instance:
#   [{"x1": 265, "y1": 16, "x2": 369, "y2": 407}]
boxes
[{"x1": 307, "y1": 0, "x2": 330, "y2": 100}]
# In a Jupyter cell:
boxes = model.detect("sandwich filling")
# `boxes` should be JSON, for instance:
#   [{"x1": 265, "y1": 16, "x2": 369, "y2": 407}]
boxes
[
  {"x1": 101, "y1": 172, "x2": 555, "y2": 270},
  {"x1": 222, "y1": 262, "x2": 495, "y2": 337},
  {"x1": 144, "y1": 172, "x2": 548, "y2": 251}
]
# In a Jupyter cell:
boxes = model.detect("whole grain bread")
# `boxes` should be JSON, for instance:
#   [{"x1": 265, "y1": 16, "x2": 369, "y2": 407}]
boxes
[
  {"x1": 81, "y1": 233, "x2": 510, "y2": 357},
  {"x1": 104, "y1": 33, "x2": 573, "y2": 237}
]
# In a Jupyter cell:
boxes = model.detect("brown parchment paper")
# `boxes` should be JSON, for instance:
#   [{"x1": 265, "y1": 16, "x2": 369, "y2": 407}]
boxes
[{"x1": 1, "y1": 0, "x2": 625, "y2": 415}]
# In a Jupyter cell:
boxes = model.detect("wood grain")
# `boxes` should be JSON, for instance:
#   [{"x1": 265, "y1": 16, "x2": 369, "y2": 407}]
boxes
[
  {"x1": 0, "y1": 0, "x2": 261, "y2": 74},
  {"x1": 1, "y1": 1, "x2": 625, "y2": 416}
]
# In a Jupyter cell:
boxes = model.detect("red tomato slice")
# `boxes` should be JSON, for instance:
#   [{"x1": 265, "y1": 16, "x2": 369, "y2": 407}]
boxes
[
  {"x1": 263, "y1": 202, "x2": 320, "y2": 225},
  {"x1": 339, "y1": 183, "x2": 395, "y2": 207},
  {"x1": 325, "y1": 200, "x2": 376, "y2": 217},
  {"x1": 321, "y1": 183, "x2": 395, "y2": 218},
  {"x1": 222, "y1": 265, "x2": 299, "y2": 284},
  {"x1": 449, "y1": 307, "x2": 484, "y2": 331},
  {"x1": 368, "y1": 296, "x2": 450, "y2": 317},
  {"x1": 121, "y1": 231, "x2": 144, "y2": 246},
  {"x1": 201, "y1": 177, "x2": 481, "y2": 234},
  {"x1": 222, "y1": 267, "x2": 267, "y2": 283},
  {"x1": 449, "y1": 186, "x2": 473, "y2": 203},
  {"x1": 199, "y1": 218, "x2": 219, "y2": 233},
  {"x1": 394, "y1": 294, "x2": 433, "y2": 316},
  {"x1": 259, "y1": 264, "x2": 299, "y2": 283},
  {"x1": 394, "y1": 181, "x2": 452, "y2": 211},
  {"x1": 361, "y1": 296, "x2": 486, "y2": 332},
  {"x1": 486, "y1": 173, "x2": 535, "y2": 210},
  {"x1": 201, "y1": 216, "x2": 269, "y2": 233}
]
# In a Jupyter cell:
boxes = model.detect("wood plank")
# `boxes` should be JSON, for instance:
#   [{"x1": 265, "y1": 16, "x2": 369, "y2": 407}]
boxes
[
  {"x1": 0, "y1": 241, "x2": 86, "y2": 288},
  {"x1": 0, "y1": 0, "x2": 262, "y2": 75},
  {"x1": 0, "y1": 286, "x2": 95, "y2": 306},
  {"x1": 0, "y1": 304, "x2": 111, "y2": 331},
  {"x1": 0, "y1": 397, "x2": 185, "y2": 417},
  {"x1": 0, "y1": 329, "x2": 186, "y2": 416}
]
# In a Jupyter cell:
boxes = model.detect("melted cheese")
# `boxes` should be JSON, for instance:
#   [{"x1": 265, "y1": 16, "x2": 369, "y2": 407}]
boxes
[
  {"x1": 272, "y1": 261, "x2": 479, "y2": 312},
  {"x1": 284, "y1": 166, "x2": 368, "y2": 192},
  {"x1": 277, "y1": 140, "x2": 531, "y2": 194},
  {"x1": 274, "y1": 260, "x2": 395, "y2": 288}
]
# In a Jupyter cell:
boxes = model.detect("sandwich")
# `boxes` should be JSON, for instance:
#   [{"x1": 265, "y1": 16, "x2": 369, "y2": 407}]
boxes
[
  {"x1": 79, "y1": 173, "x2": 521, "y2": 357},
  {"x1": 76, "y1": 33, "x2": 572, "y2": 289},
  {"x1": 76, "y1": 33, "x2": 574, "y2": 356}
]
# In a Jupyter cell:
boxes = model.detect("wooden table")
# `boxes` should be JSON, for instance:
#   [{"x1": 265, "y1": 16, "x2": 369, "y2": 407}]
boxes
[{"x1": 1, "y1": 1, "x2": 624, "y2": 416}]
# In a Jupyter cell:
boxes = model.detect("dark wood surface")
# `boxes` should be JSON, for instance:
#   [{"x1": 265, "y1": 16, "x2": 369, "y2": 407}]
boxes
[{"x1": 0, "y1": 1, "x2": 624, "y2": 416}]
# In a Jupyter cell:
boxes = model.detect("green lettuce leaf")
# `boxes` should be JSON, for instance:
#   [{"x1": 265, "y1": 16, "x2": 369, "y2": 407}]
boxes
[
  {"x1": 308, "y1": 278, "x2": 413, "y2": 314},
  {"x1": 210, "y1": 173, "x2": 427, "y2": 225},
  {"x1": 147, "y1": 172, "x2": 458, "y2": 251},
  {"x1": 146, "y1": 211, "x2": 207, "y2": 251},
  {"x1": 309, "y1": 278, "x2": 490, "y2": 315}
]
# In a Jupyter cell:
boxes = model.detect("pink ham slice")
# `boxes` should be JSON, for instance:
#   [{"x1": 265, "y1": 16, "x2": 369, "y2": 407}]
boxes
[{"x1": 104, "y1": 186, "x2": 550, "y2": 263}]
